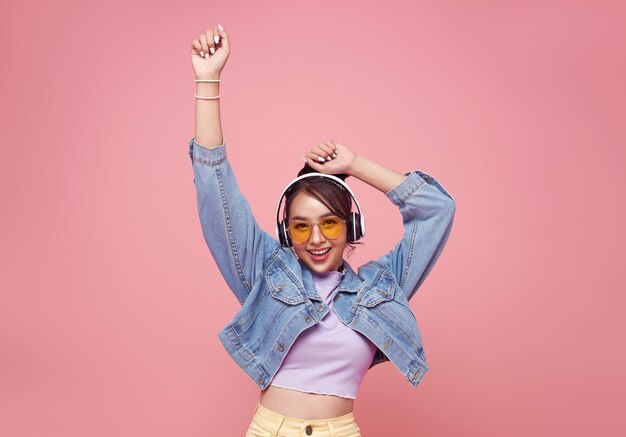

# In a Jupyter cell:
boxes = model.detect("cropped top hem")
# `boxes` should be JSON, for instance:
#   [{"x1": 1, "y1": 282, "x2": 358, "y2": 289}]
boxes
[{"x1": 269, "y1": 382, "x2": 356, "y2": 400}]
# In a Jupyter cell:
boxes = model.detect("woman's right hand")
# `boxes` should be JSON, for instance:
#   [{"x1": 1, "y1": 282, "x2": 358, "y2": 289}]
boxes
[{"x1": 190, "y1": 24, "x2": 230, "y2": 79}]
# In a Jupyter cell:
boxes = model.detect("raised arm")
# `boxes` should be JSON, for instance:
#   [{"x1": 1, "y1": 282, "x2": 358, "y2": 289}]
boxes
[
  {"x1": 188, "y1": 25, "x2": 279, "y2": 305},
  {"x1": 374, "y1": 168, "x2": 455, "y2": 301},
  {"x1": 191, "y1": 25, "x2": 227, "y2": 148},
  {"x1": 304, "y1": 140, "x2": 456, "y2": 301}
]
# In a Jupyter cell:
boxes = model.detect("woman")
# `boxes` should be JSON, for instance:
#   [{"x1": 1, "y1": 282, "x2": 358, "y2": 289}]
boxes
[{"x1": 188, "y1": 25, "x2": 456, "y2": 437}]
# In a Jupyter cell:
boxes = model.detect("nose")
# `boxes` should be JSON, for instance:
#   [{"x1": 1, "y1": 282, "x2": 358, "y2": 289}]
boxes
[{"x1": 309, "y1": 223, "x2": 326, "y2": 244}]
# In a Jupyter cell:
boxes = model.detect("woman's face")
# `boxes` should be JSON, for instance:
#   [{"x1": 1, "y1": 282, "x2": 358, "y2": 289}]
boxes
[{"x1": 287, "y1": 191, "x2": 347, "y2": 274}]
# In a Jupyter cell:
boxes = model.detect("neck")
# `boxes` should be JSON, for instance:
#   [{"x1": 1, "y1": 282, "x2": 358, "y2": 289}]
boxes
[
  {"x1": 298, "y1": 259, "x2": 345, "y2": 274},
  {"x1": 313, "y1": 263, "x2": 345, "y2": 275}
]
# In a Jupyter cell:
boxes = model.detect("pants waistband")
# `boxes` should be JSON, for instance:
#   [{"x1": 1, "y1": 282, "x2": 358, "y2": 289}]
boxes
[{"x1": 253, "y1": 402, "x2": 358, "y2": 435}]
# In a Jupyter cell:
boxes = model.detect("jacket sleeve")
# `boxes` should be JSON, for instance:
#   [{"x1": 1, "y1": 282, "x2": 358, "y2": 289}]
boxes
[
  {"x1": 188, "y1": 137, "x2": 279, "y2": 305},
  {"x1": 374, "y1": 169, "x2": 456, "y2": 302}
]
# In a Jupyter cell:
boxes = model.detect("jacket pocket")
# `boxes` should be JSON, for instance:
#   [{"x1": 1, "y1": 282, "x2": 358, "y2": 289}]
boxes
[
  {"x1": 264, "y1": 264, "x2": 307, "y2": 305},
  {"x1": 357, "y1": 268, "x2": 396, "y2": 307}
]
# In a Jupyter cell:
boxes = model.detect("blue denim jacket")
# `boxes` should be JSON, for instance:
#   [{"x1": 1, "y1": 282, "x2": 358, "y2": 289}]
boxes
[{"x1": 188, "y1": 137, "x2": 456, "y2": 390}]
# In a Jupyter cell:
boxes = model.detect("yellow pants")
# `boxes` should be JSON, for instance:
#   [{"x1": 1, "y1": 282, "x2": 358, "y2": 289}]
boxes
[{"x1": 245, "y1": 402, "x2": 362, "y2": 437}]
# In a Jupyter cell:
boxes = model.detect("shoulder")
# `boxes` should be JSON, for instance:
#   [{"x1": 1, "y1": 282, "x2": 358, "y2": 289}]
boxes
[{"x1": 356, "y1": 259, "x2": 394, "y2": 284}]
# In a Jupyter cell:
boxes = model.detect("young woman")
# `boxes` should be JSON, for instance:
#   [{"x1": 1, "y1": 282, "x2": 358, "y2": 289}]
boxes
[{"x1": 189, "y1": 25, "x2": 456, "y2": 437}]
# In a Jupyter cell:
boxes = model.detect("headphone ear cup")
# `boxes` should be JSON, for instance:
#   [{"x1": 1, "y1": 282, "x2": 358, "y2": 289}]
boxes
[
  {"x1": 278, "y1": 220, "x2": 292, "y2": 247},
  {"x1": 346, "y1": 212, "x2": 362, "y2": 243}
]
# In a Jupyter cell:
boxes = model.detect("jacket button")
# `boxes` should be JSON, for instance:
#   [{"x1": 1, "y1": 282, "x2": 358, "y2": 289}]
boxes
[
  {"x1": 305, "y1": 315, "x2": 311, "y2": 322},
  {"x1": 277, "y1": 343, "x2": 284, "y2": 352},
  {"x1": 317, "y1": 304, "x2": 324, "y2": 312},
  {"x1": 258, "y1": 376, "x2": 265, "y2": 385},
  {"x1": 305, "y1": 425, "x2": 313, "y2": 435},
  {"x1": 275, "y1": 285, "x2": 283, "y2": 292}
]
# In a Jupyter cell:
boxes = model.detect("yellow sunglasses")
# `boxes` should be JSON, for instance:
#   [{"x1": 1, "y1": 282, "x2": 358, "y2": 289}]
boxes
[{"x1": 288, "y1": 215, "x2": 347, "y2": 244}]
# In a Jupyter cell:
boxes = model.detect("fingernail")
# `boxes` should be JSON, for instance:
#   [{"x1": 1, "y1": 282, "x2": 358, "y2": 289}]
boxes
[
  {"x1": 326, "y1": 156, "x2": 332, "y2": 161},
  {"x1": 214, "y1": 35, "x2": 220, "y2": 44},
  {"x1": 333, "y1": 153, "x2": 337, "y2": 158},
  {"x1": 301, "y1": 156, "x2": 307, "y2": 162},
  {"x1": 209, "y1": 47, "x2": 215, "y2": 54},
  {"x1": 218, "y1": 24, "x2": 224, "y2": 30},
  {"x1": 317, "y1": 157, "x2": 325, "y2": 162},
  {"x1": 200, "y1": 50, "x2": 204, "y2": 57},
  {"x1": 204, "y1": 53, "x2": 209, "y2": 59}
]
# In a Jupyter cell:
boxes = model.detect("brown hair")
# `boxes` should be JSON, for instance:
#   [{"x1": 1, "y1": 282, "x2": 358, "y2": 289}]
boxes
[{"x1": 284, "y1": 164, "x2": 364, "y2": 257}]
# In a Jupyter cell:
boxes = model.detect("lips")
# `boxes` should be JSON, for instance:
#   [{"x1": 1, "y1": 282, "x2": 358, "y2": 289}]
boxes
[{"x1": 308, "y1": 247, "x2": 331, "y2": 262}]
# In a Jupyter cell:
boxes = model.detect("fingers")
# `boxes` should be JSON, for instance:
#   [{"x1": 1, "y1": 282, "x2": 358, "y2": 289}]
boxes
[
  {"x1": 199, "y1": 29, "x2": 215, "y2": 59},
  {"x1": 191, "y1": 39, "x2": 202, "y2": 56},
  {"x1": 324, "y1": 140, "x2": 338, "y2": 157},
  {"x1": 205, "y1": 29, "x2": 215, "y2": 55},
  {"x1": 302, "y1": 140, "x2": 341, "y2": 169},
  {"x1": 306, "y1": 151, "x2": 326, "y2": 163},
  {"x1": 199, "y1": 34, "x2": 208, "y2": 58},
  {"x1": 311, "y1": 141, "x2": 337, "y2": 161},
  {"x1": 205, "y1": 29, "x2": 215, "y2": 54},
  {"x1": 213, "y1": 25, "x2": 220, "y2": 46},
  {"x1": 216, "y1": 23, "x2": 230, "y2": 51},
  {"x1": 304, "y1": 153, "x2": 325, "y2": 170},
  {"x1": 195, "y1": 25, "x2": 228, "y2": 59}
]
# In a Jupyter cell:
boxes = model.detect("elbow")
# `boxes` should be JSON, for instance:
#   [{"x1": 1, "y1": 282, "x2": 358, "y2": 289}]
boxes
[
  {"x1": 440, "y1": 196, "x2": 456, "y2": 226},
  {"x1": 443, "y1": 188, "x2": 456, "y2": 213},
  {"x1": 448, "y1": 200, "x2": 456, "y2": 223},
  {"x1": 448, "y1": 196, "x2": 456, "y2": 216}
]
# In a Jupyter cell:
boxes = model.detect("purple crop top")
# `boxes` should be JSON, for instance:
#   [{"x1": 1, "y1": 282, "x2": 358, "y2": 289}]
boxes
[{"x1": 269, "y1": 267, "x2": 377, "y2": 399}]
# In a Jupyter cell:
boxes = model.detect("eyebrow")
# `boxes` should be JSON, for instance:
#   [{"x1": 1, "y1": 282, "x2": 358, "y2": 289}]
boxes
[{"x1": 290, "y1": 212, "x2": 336, "y2": 221}]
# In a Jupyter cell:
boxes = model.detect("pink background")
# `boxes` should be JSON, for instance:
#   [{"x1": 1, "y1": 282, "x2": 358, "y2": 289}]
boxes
[{"x1": 2, "y1": 0, "x2": 625, "y2": 435}]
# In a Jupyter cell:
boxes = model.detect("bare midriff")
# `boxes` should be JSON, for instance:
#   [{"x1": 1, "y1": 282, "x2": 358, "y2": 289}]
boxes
[{"x1": 259, "y1": 385, "x2": 354, "y2": 420}]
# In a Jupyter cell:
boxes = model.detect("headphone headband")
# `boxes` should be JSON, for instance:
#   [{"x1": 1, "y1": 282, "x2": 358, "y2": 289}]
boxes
[{"x1": 274, "y1": 172, "x2": 366, "y2": 241}]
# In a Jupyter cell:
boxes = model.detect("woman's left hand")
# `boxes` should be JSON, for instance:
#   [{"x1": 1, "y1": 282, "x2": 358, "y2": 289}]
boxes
[{"x1": 303, "y1": 140, "x2": 357, "y2": 175}]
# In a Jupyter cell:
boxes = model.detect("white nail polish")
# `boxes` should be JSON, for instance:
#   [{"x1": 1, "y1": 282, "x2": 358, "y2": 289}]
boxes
[
  {"x1": 200, "y1": 50, "x2": 204, "y2": 57},
  {"x1": 204, "y1": 53, "x2": 209, "y2": 59},
  {"x1": 218, "y1": 24, "x2": 224, "y2": 30},
  {"x1": 326, "y1": 156, "x2": 332, "y2": 161},
  {"x1": 317, "y1": 157, "x2": 325, "y2": 162},
  {"x1": 333, "y1": 153, "x2": 337, "y2": 158},
  {"x1": 214, "y1": 35, "x2": 220, "y2": 44},
  {"x1": 209, "y1": 47, "x2": 215, "y2": 54}
]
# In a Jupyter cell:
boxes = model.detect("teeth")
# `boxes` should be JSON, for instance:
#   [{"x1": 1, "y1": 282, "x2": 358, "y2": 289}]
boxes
[{"x1": 309, "y1": 248, "x2": 330, "y2": 255}]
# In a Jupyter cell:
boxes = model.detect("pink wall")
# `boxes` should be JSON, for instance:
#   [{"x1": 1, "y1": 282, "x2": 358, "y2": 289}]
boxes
[{"x1": 2, "y1": 0, "x2": 624, "y2": 435}]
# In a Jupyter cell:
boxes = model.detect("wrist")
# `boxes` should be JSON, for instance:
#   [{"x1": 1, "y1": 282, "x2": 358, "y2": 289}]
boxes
[
  {"x1": 195, "y1": 73, "x2": 221, "y2": 81},
  {"x1": 346, "y1": 155, "x2": 363, "y2": 177},
  {"x1": 195, "y1": 81, "x2": 220, "y2": 94}
]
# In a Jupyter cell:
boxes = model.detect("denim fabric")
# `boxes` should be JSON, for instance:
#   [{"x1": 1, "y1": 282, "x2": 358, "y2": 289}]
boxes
[{"x1": 188, "y1": 137, "x2": 456, "y2": 390}]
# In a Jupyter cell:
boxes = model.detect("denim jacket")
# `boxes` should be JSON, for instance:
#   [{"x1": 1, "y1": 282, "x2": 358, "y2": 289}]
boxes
[{"x1": 188, "y1": 137, "x2": 456, "y2": 390}]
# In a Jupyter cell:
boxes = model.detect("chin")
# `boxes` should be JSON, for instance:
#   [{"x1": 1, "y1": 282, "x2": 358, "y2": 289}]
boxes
[
  {"x1": 305, "y1": 256, "x2": 342, "y2": 273},
  {"x1": 294, "y1": 246, "x2": 345, "y2": 273},
  {"x1": 310, "y1": 264, "x2": 332, "y2": 273}
]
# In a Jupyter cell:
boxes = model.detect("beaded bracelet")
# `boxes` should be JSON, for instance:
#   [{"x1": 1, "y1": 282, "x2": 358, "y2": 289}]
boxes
[{"x1": 195, "y1": 78, "x2": 221, "y2": 99}]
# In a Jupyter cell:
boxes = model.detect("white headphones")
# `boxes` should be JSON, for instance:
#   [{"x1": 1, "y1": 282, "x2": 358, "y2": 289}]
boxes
[{"x1": 275, "y1": 173, "x2": 366, "y2": 247}]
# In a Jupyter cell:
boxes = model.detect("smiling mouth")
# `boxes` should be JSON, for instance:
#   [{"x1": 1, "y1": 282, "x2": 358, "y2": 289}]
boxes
[{"x1": 308, "y1": 248, "x2": 331, "y2": 255}]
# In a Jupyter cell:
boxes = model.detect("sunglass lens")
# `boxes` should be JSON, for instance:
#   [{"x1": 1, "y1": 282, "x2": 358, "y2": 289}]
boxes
[
  {"x1": 321, "y1": 218, "x2": 343, "y2": 238},
  {"x1": 288, "y1": 217, "x2": 344, "y2": 243},
  {"x1": 289, "y1": 222, "x2": 311, "y2": 243}
]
